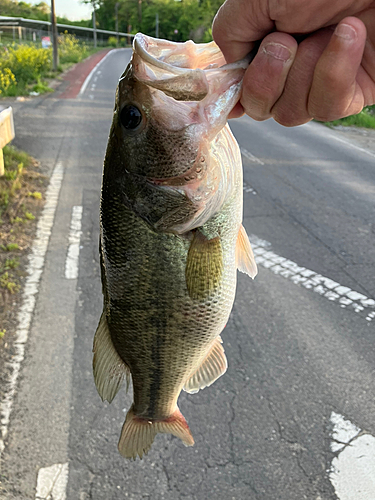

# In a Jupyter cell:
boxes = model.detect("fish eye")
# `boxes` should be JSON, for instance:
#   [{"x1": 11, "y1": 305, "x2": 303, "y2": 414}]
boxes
[{"x1": 119, "y1": 104, "x2": 142, "y2": 130}]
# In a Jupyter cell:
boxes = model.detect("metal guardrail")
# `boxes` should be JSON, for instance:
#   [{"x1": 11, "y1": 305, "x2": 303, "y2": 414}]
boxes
[
  {"x1": 0, "y1": 107, "x2": 15, "y2": 176},
  {"x1": 0, "y1": 15, "x2": 134, "y2": 44}
]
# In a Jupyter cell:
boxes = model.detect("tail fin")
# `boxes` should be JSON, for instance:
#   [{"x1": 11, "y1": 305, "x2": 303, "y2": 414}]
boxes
[{"x1": 118, "y1": 405, "x2": 194, "y2": 460}]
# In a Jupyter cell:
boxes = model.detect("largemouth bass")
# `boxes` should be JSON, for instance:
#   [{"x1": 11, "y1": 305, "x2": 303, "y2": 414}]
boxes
[{"x1": 93, "y1": 33, "x2": 257, "y2": 460}]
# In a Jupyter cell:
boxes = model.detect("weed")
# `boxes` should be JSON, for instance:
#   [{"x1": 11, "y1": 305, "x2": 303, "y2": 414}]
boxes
[
  {"x1": 4, "y1": 258, "x2": 19, "y2": 270},
  {"x1": 2, "y1": 243, "x2": 19, "y2": 251},
  {"x1": 12, "y1": 217, "x2": 23, "y2": 224},
  {"x1": 0, "y1": 272, "x2": 20, "y2": 293},
  {"x1": 0, "y1": 329, "x2": 5, "y2": 339},
  {"x1": 28, "y1": 191, "x2": 42, "y2": 200},
  {"x1": 24, "y1": 211, "x2": 35, "y2": 220},
  {"x1": 31, "y1": 79, "x2": 53, "y2": 94}
]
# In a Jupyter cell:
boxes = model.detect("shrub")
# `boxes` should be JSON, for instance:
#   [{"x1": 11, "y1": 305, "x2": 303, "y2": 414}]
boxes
[
  {"x1": 0, "y1": 44, "x2": 51, "y2": 84},
  {"x1": 58, "y1": 31, "x2": 88, "y2": 64},
  {"x1": 0, "y1": 67, "x2": 16, "y2": 95},
  {"x1": 107, "y1": 36, "x2": 118, "y2": 47}
]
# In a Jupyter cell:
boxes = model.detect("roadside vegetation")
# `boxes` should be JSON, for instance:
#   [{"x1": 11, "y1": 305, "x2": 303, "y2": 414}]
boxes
[
  {"x1": 0, "y1": 32, "x2": 97, "y2": 97},
  {"x1": 0, "y1": 145, "x2": 48, "y2": 351},
  {"x1": 324, "y1": 105, "x2": 375, "y2": 129}
]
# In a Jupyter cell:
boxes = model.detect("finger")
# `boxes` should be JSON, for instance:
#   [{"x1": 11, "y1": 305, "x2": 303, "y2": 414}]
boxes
[
  {"x1": 239, "y1": 33, "x2": 298, "y2": 121},
  {"x1": 271, "y1": 28, "x2": 334, "y2": 126},
  {"x1": 228, "y1": 101, "x2": 245, "y2": 120},
  {"x1": 212, "y1": 0, "x2": 274, "y2": 63},
  {"x1": 308, "y1": 17, "x2": 367, "y2": 121}
]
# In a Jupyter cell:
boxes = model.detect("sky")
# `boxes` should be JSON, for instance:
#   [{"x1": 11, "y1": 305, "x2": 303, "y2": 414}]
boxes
[{"x1": 28, "y1": 0, "x2": 93, "y2": 21}]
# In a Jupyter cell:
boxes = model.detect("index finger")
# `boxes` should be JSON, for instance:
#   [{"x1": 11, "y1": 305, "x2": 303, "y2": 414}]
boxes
[{"x1": 212, "y1": 0, "x2": 274, "y2": 62}]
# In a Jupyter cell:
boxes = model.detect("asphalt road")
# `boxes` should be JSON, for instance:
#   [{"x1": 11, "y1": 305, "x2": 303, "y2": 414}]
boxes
[{"x1": 1, "y1": 48, "x2": 375, "y2": 500}]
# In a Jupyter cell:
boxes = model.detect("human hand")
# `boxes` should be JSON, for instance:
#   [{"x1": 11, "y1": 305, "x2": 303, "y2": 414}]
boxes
[{"x1": 212, "y1": 0, "x2": 375, "y2": 125}]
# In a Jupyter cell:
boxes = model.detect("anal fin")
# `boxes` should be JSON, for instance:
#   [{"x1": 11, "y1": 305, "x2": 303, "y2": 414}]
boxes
[
  {"x1": 236, "y1": 224, "x2": 258, "y2": 278},
  {"x1": 93, "y1": 312, "x2": 131, "y2": 403},
  {"x1": 183, "y1": 336, "x2": 227, "y2": 394}
]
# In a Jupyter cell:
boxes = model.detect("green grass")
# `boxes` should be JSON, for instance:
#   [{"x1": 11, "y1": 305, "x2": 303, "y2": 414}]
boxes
[
  {"x1": 3, "y1": 145, "x2": 31, "y2": 170},
  {"x1": 323, "y1": 105, "x2": 375, "y2": 129}
]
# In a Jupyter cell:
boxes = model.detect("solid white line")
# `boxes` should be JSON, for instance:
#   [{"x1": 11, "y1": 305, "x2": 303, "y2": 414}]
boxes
[
  {"x1": 241, "y1": 147, "x2": 265, "y2": 165},
  {"x1": 250, "y1": 234, "x2": 375, "y2": 322},
  {"x1": 65, "y1": 206, "x2": 83, "y2": 280},
  {"x1": 329, "y1": 412, "x2": 375, "y2": 499},
  {"x1": 78, "y1": 49, "x2": 122, "y2": 97},
  {"x1": 0, "y1": 162, "x2": 64, "y2": 458},
  {"x1": 35, "y1": 463, "x2": 69, "y2": 500},
  {"x1": 328, "y1": 133, "x2": 375, "y2": 161}
]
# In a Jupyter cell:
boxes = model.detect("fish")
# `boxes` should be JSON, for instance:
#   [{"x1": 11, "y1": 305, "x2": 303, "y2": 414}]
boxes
[{"x1": 93, "y1": 33, "x2": 258, "y2": 460}]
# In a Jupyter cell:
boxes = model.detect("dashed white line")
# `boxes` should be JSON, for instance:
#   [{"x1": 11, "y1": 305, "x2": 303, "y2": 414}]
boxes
[
  {"x1": 78, "y1": 49, "x2": 122, "y2": 97},
  {"x1": 329, "y1": 412, "x2": 375, "y2": 499},
  {"x1": 0, "y1": 162, "x2": 64, "y2": 457},
  {"x1": 65, "y1": 206, "x2": 83, "y2": 280},
  {"x1": 241, "y1": 147, "x2": 265, "y2": 165},
  {"x1": 243, "y1": 181, "x2": 257, "y2": 195},
  {"x1": 250, "y1": 234, "x2": 375, "y2": 322},
  {"x1": 35, "y1": 463, "x2": 69, "y2": 500}
]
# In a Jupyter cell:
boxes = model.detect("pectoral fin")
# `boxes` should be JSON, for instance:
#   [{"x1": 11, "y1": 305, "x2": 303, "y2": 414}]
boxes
[
  {"x1": 185, "y1": 230, "x2": 223, "y2": 300},
  {"x1": 236, "y1": 224, "x2": 257, "y2": 279},
  {"x1": 183, "y1": 336, "x2": 227, "y2": 394},
  {"x1": 93, "y1": 312, "x2": 131, "y2": 403}
]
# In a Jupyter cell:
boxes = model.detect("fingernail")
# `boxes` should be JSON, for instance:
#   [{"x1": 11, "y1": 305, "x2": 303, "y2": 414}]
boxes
[
  {"x1": 263, "y1": 43, "x2": 292, "y2": 62},
  {"x1": 334, "y1": 23, "x2": 357, "y2": 41}
]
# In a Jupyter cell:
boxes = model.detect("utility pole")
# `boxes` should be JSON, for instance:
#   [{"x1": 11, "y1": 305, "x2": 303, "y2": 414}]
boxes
[
  {"x1": 115, "y1": 2, "x2": 120, "y2": 46},
  {"x1": 92, "y1": 7, "x2": 97, "y2": 48},
  {"x1": 155, "y1": 13, "x2": 159, "y2": 38},
  {"x1": 138, "y1": 0, "x2": 142, "y2": 25},
  {"x1": 51, "y1": 0, "x2": 59, "y2": 71}
]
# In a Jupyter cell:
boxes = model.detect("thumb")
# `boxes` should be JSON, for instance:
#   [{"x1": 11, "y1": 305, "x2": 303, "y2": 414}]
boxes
[{"x1": 212, "y1": 0, "x2": 274, "y2": 62}]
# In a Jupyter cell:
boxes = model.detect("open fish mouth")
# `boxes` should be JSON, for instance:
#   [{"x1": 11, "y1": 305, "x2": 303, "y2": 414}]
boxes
[{"x1": 132, "y1": 33, "x2": 250, "y2": 104}]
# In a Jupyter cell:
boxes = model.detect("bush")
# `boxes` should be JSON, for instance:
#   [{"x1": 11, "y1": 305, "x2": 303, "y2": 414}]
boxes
[
  {"x1": 107, "y1": 36, "x2": 118, "y2": 47},
  {"x1": 58, "y1": 31, "x2": 88, "y2": 64},
  {"x1": 0, "y1": 67, "x2": 16, "y2": 95},
  {"x1": 0, "y1": 44, "x2": 51, "y2": 84}
]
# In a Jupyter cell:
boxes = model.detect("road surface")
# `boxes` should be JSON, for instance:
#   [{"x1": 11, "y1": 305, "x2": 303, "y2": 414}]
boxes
[{"x1": 1, "y1": 48, "x2": 374, "y2": 500}]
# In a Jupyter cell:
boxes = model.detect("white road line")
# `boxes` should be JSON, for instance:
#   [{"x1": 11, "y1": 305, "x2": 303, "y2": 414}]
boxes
[
  {"x1": 329, "y1": 412, "x2": 375, "y2": 499},
  {"x1": 78, "y1": 49, "x2": 122, "y2": 97},
  {"x1": 328, "y1": 133, "x2": 375, "y2": 161},
  {"x1": 0, "y1": 162, "x2": 64, "y2": 457},
  {"x1": 65, "y1": 206, "x2": 83, "y2": 280},
  {"x1": 35, "y1": 463, "x2": 69, "y2": 500},
  {"x1": 250, "y1": 235, "x2": 375, "y2": 322},
  {"x1": 243, "y1": 181, "x2": 257, "y2": 195},
  {"x1": 241, "y1": 147, "x2": 265, "y2": 165}
]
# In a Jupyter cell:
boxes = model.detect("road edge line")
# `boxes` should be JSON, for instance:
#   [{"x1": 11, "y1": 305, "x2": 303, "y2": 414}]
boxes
[{"x1": 0, "y1": 161, "x2": 64, "y2": 459}]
